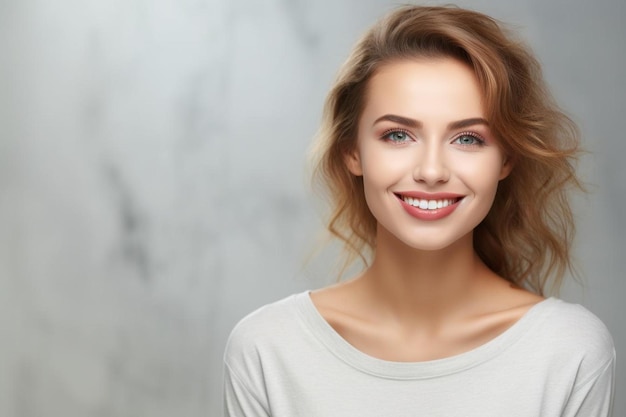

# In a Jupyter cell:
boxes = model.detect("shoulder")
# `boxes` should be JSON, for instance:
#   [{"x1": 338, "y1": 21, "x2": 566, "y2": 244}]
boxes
[
  {"x1": 531, "y1": 298, "x2": 615, "y2": 374},
  {"x1": 540, "y1": 299, "x2": 614, "y2": 350},
  {"x1": 223, "y1": 292, "x2": 305, "y2": 366}
]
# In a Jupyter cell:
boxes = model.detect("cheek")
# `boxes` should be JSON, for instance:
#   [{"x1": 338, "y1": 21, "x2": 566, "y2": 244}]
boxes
[
  {"x1": 454, "y1": 155, "x2": 506, "y2": 206},
  {"x1": 359, "y1": 151, "x2": 409, "y2": 216},
  {"x1": 457, "y1": 153, "x2": 505, "y2": 180},
  {"x1": 360, "y1": 150, "x2": 409, "y2": 185}
]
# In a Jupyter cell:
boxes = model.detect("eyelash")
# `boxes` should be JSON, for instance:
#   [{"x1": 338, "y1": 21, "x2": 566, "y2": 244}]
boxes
[
  {"x1": 452, "y1": 131, "x2": 486, "y2": 147},
  {"x1": 381, "y1": 128, "x2": 413, "y2": 143},
  {"x1": 380, "y1": 128, "x2": 486, "y2": 147}
]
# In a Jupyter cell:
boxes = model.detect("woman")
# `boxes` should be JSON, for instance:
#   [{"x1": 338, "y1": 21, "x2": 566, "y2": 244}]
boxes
[{"x1": 223, "y1": 6, "x2": 615, "y2": 416}]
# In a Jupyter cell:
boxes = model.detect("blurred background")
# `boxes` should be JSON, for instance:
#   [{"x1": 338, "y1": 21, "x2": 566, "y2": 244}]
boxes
[{"x1": 0, "y1": 0, "x2": 623, "y2": 416}]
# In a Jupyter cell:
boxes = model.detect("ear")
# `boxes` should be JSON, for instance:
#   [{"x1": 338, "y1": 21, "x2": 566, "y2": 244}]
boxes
[
  {"x1": 499, "y1": 156, "x2": 514, "y2": 180},
  {"x1": 344, "y1": 148, "x2": 363, "y2": 176}
]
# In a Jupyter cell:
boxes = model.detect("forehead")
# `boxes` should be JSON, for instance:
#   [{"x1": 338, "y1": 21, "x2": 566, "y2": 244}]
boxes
[{"x1": 360, "y1": 58, "x2": 485, "y2": 124}]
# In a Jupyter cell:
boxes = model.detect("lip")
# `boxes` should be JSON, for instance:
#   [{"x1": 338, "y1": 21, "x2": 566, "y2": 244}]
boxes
[
  {"x1": 394, "y1": 192, "x2": 464, "y2": 221},
  {"x1": 394, "y1": 191, "x2": 465, "y2": 200}
]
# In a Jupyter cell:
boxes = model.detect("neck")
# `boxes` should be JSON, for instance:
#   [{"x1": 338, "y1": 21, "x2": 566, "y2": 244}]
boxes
[{"x1": 359, "y1": 225, "x2": 491, "y2": 324}]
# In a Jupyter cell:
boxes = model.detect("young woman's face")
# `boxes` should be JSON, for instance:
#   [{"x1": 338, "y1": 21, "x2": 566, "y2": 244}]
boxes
[{"x1": 346, "y1": 58, "x2": 512, "y2": 251}]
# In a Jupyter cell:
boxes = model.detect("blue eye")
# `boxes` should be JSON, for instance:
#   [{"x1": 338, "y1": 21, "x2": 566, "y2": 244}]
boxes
[
  {"x1": 383, "y1": 130, "x2": 411, "y2": 143},
  {"x1": 454, "y1": 133, "x2": 484, "y2": 146}
]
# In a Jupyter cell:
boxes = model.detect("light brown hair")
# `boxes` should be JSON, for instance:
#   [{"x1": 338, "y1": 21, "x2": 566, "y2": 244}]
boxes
[{"x1": 310, "y1": 5, "x2": 582, "y2": 295}]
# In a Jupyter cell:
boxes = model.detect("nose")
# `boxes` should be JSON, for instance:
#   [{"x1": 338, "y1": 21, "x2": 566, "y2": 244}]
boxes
[{"x1": 413, "y1": 142, "x2": 450, "y2": 185}]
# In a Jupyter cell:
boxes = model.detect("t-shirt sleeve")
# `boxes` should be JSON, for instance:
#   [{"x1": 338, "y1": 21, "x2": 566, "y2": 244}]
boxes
[
  {"x1": 223, "y1": 361, "x2": 271, "y2": 417},
  {"x1": 223, "y1": 305, "x2": 276, "y2": 417},
  {"x1": 559, "y1": 304, "x2": 616, "y2": 417},
  {"x1": 560, "y1": 350, "x2": 615, "y2": 417}
]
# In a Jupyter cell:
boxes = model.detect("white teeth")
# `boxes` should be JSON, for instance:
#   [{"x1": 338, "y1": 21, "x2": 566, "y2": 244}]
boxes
[{"x1": 401, "y1": 196, "x2": 458, "y2": 210}]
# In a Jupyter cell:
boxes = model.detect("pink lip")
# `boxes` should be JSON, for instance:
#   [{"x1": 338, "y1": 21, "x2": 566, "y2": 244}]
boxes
[
  {"x1": 395, "y1": 192, "x2": 464, "y2": 221},
  {"x1": 395, "y1": 191, "x2": 465, "y2": 200}
]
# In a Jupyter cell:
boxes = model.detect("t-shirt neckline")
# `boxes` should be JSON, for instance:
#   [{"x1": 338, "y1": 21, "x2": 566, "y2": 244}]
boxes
[{"x1": 294, "y1": 291, "x2": 558, "y2": 380}]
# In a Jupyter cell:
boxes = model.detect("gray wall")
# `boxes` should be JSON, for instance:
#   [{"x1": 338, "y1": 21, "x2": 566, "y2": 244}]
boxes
[{"x1": 0, "y1": 0, "x2": 623, "y2": 416}]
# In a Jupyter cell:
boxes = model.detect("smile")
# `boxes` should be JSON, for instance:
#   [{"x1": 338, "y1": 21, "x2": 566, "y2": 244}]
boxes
[
  {"x1": 395, "y1": 192, "x2": 464, "y2": 221},
  {"x1": 400, "y1": 196, "x2": 460, "y2": 210}
]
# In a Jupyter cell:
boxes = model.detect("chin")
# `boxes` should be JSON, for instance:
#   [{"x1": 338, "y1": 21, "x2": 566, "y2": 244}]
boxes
[
  {"x1": 379, "y1": 225, "x2": 475, "y2": 253},
  {"x1": 401, "y1": 238, "x2": 466, "y2": 252}
]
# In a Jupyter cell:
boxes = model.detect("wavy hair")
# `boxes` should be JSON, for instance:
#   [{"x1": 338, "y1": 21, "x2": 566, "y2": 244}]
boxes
[{"x1": 310, "y1": 5, "x2": 582, "y2": 295}]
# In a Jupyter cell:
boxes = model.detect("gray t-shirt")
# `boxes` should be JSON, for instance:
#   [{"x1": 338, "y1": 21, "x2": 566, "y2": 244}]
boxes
[{"x1": 224, "y1": 292, "x2": 615, "y2": 416}]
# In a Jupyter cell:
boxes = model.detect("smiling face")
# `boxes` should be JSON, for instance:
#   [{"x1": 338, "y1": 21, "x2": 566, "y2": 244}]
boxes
[{"x1": 345, "y1": 58, "x2": 512, "y2": 251}]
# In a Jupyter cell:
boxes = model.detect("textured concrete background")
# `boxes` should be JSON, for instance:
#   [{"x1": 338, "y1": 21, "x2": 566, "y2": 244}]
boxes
[{"x1": 0, "y1": 0, "x2": 623, "y2": 416}]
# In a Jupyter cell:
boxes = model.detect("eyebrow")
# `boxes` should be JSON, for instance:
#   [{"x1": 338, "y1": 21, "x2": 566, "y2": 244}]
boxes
[{"x1": 373, "y1": 114, "x2": 489, "y2": 130}]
